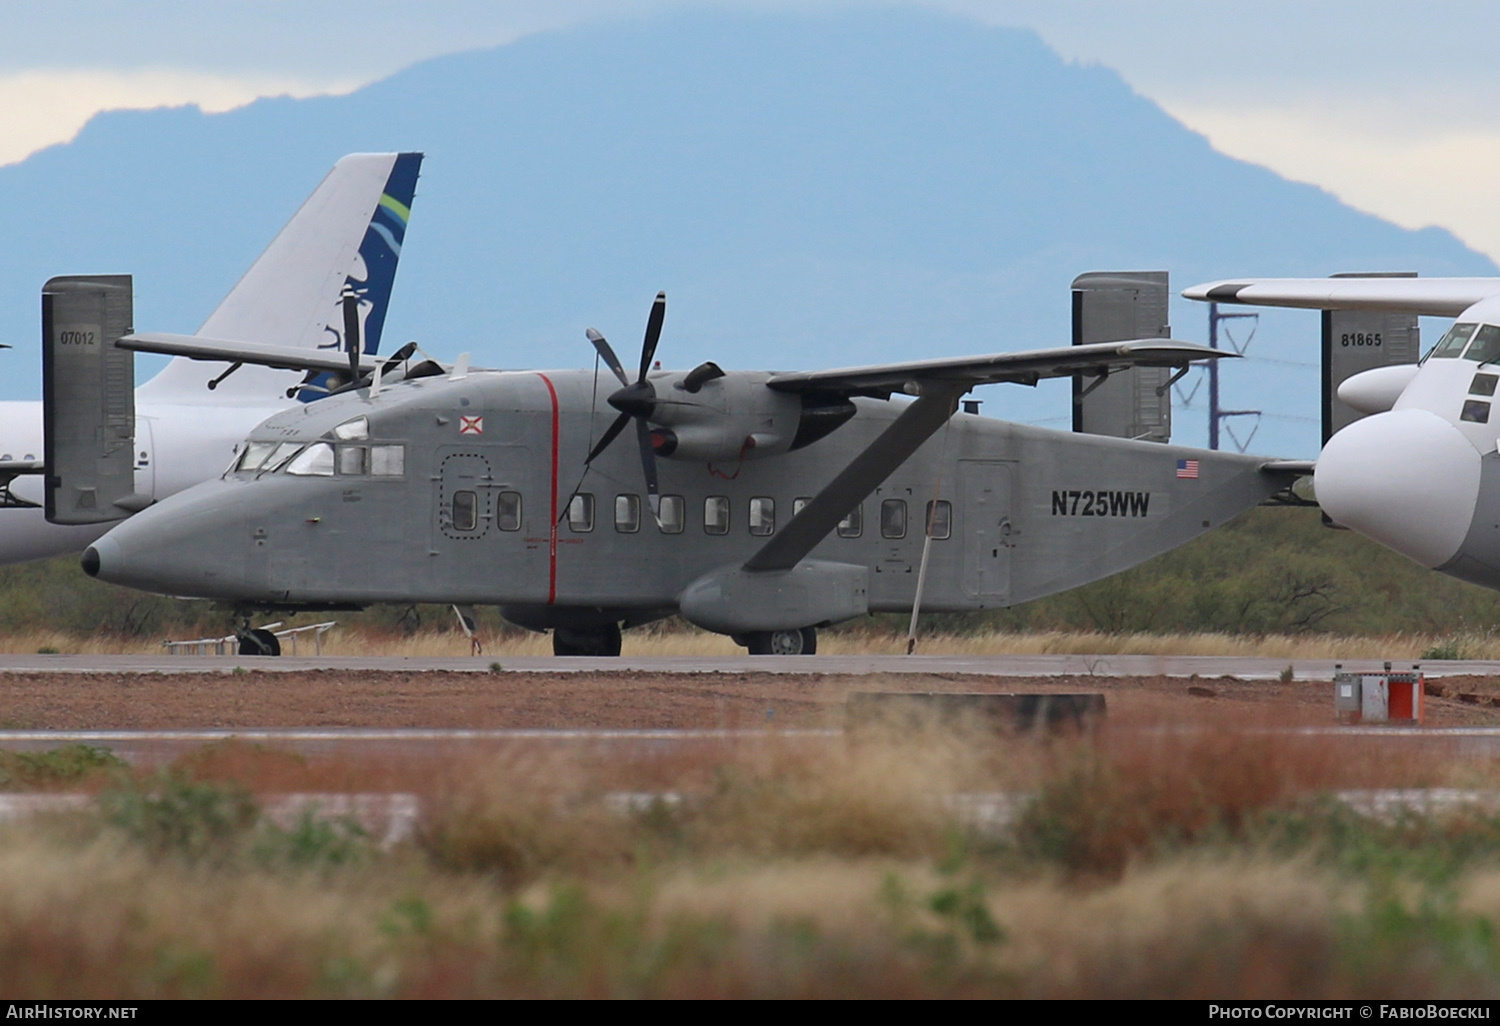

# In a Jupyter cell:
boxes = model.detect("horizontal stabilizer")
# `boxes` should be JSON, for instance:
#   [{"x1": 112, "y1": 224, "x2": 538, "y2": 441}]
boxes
[
  {"x1": 1184, "y1": 278, "x2": 1500, "y2": 318},
  {"x1": 765, "y1": 339, "x2": 1227, "y2": 399},
  {"x1": 119, "y1": 332, "x2": 379, "y2": 376},
  {"x1": 1261, "y1": 459, "x2": 1315, "y2": 476}
]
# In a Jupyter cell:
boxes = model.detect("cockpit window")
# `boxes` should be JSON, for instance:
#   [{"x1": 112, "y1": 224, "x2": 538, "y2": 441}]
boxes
[
  {"x1": 1469, "y1": 325, "x2": 1500, "y2": 365},
  {"x1": 236, "y1": 441, "x2": 279, "y2": 473},
  {"x1": 370, "y1": 445, "x2": 405, "y2": 477},
  {"x1": 286, "y1": 442, "x2": 335, "y2": 476},
  {"x1": 1429, "y1": 322, "x2": 1476, "y2": 360},
  {"x1": 333, "y1": 416, "x2": 369, "y2": 441},
  {"x1": 337, "y1": 445, "x2": 367, "y2": 475},
  {"x1": 261, "y1": 442, "x2": 304, "y2": 476}
]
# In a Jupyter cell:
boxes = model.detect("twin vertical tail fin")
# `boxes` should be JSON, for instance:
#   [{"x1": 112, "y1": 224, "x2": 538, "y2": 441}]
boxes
[
  {"x1": 1320, "y1": 272, "x2": 1421, "y2": 444},
  {"x1": 42, "y1": 275, "x2": 146, "y2": 524},
  {"x1": 137, "y1": 151, "x2": 423, "y2": 403},
  {"x1": 1071, "y1": 271, "x2": 1173, "y2": 442}
]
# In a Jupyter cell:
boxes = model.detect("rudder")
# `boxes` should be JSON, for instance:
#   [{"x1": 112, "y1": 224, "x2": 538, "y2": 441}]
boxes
[{"x1": 42, "y1": 275, "x2": 147, "y2": 525}]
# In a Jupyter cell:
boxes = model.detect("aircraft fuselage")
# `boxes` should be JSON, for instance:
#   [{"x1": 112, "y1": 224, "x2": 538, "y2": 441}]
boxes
[
  {"x1": 86, "y1": 366, "x2": 1290, "y2": 634},
  {"x1": 1316, "y1": 295, "x2": 1500, "y2": 590}
]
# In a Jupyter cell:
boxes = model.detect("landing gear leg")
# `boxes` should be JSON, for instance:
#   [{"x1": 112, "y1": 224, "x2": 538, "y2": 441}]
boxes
[
  {"x1": 234, "y1": 615, "x2": 281, "y2": 657},
  {"x1": 552, "y1": 623, "x2": 623, "y2": 657},
  {"x1": 744, "y1": 627, "x2": 816, "y2": 655}
]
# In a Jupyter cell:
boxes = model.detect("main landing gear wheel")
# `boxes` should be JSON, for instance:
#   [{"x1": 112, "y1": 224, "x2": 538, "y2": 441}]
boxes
[
  {"x1": 237, "y1": 628, "x2": 281, "y2": 657},
  {"x1": 552, "y1": 624, "x2": 623, "y2": 657},
  {"x1": 744, "y1": 627, "x2": 817, "y2": 655}
]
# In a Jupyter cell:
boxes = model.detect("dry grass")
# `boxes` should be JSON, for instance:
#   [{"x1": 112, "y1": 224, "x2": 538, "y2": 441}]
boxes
[
  {"x1": 992, "y1": 859, "x2": 1355, "y2": 998},
  {"x1": 1, "y1": 708, "x2": 1500, "y2": 995},
  {"x1": 12, "y1": 624, "x2": 1500, "y2": 659}
]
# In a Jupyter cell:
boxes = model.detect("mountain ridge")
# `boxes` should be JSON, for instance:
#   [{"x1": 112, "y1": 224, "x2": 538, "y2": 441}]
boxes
[{"x1": 0, "y1": 7, "x2": 1488, "y2": 456}]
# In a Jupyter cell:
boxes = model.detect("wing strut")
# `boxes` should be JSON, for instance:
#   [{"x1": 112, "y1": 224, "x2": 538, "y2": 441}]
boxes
[{"x1": 742, "y1": 381, "x2": 968, "y2": 573}]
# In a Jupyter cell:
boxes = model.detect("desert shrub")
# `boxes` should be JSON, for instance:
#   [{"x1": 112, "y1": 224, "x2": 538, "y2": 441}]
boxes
[
  {"x1": 0, "y1": 745, "x2": 126, "y2": 788},
  {"x1": 419, "y1": 755, "x2": 636, "y2": 888},
  {"x1": 254, "y1": 810, "x2": 373, "y2": 871},
  {"x1": 99, "y1": 773, "x2": 258, "y2": 862}
]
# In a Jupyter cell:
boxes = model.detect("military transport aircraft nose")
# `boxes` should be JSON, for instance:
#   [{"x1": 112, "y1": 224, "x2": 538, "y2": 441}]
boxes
[
  {"x1": 81, "y1": 536, "x2": 126, "y2": 584},
  {"x1": 79, "y1": 481, "x2": 252, "y2": 600},
  {"x1": 1314, "y1": 408, "x2": 1482, "y2": 568}
]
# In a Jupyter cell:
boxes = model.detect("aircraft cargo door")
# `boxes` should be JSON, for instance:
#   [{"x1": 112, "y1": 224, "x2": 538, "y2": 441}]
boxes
[{"x1": 960, "y1": 460, "x2": 1013, "y2": 602}]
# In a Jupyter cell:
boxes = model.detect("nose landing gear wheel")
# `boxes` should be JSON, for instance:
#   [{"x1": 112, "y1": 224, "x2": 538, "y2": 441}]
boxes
[
  {"x1": 237, "y1": 628, "x2": 281, "y2": 657},
  {"x1": 744, "y1": 627, "x2": 817, "y2": 655}
]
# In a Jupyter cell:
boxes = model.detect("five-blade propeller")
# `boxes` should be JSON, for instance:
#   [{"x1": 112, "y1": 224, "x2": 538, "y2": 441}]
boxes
[{"x1": 585, "y1": 291, "x2": 667, "y2": 519}]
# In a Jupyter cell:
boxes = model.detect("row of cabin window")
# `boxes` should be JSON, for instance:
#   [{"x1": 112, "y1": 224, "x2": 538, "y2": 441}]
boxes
[{"x1": 449, "y1": 490, "x2": 954, "y2": 540}]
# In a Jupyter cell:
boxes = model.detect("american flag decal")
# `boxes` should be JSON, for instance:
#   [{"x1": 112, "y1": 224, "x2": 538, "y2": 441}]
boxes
[
  {"x1": 459, "y1": 415, "x2": 484, "y2": 435},
  {"x1": 1176, "y1": 459, "x2": 1199, "y2": 479}
]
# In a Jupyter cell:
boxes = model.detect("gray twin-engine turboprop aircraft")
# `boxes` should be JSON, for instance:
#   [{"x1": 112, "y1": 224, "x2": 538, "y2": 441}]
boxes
[{"x1": 59, "y1": 278, "x2": 1301, "y2": 656}]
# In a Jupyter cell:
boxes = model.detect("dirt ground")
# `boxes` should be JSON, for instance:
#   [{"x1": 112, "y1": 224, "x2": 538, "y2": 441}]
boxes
[{"x1": 0, "y1": 669, "x2": 1498, "y2": 730}]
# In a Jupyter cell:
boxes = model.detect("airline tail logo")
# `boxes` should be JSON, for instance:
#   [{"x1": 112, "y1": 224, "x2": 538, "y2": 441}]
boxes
[{"x1": 303, "y1": 153, "x2": 422, "y2": 401}]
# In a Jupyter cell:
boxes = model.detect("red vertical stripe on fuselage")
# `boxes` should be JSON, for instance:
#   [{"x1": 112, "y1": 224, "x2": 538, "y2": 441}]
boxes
[{"x1": 537, "y1": 373, "x2": 560, "y2": 605}]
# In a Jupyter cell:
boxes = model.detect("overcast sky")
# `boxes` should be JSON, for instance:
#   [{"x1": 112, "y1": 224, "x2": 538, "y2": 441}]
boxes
[{"x1": 4, "y1": 1, "x2": 1497, "y2": 258}]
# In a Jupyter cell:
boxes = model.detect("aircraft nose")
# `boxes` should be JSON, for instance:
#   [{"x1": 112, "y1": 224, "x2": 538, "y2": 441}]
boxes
[
  {"x1": 1314, "y1": 408, "x2": 1482, "y2": 567},
  {"x1": 81, "y1": 535, "x2": 129, "y2": 585},
  {"x1": 82, "y1": 484, "x2": 249, "y2": 599}
]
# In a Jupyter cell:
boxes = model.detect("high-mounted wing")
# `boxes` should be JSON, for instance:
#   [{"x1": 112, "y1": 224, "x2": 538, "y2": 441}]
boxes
[
  {"x1": 765, "y1": 339, "x2": 1225, "y2": 399},
  {"x1": 1184, "y1": 278, "x2": 1500, "y2": 318},
  {"x1": 118, "y1": 332, "x2": 379, "y2": 376},
  {"x1": 743, "y1": 340, "x2": 1229, "y2": 573}
]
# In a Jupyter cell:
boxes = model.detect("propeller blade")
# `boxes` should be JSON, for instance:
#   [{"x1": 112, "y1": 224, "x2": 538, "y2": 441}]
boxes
[
  {"x1": 636, "y1": 416, "x2": 661, "y2": 520},
  {"x1": 585, "y1": 412, "x2": 632, "y2": 464},
  {"x1": 341, "y1": 288, "x2": 361, "y2": 385},
  {"x1": 587, "y1": 328, "x2": 630, "y2": 387},
  {"x1": 378, "y1": 340, "x2": 419, "y2": 377},
  {"x1": 638, "y1": 291, "x2": 666, "y2": 383}
]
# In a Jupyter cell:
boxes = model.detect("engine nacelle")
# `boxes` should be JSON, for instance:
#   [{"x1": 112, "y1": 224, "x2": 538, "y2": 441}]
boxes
[
  {"x1": 647, "y1": 371, "x2": 855, "y2": 462},
  {"x1": 1337, "y1": 363, "x2": 1421, "y2": 415}
]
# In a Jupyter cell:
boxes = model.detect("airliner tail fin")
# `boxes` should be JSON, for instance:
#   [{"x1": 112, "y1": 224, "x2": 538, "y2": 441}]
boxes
[{"x1": 139, "y1": 151, "x2": 422, "y2": 403}]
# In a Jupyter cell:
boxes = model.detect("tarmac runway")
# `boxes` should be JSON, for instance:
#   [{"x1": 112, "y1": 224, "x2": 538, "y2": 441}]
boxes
[{"x1": 0, "y1": 652, "x2": 1469, "y2": 678}]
